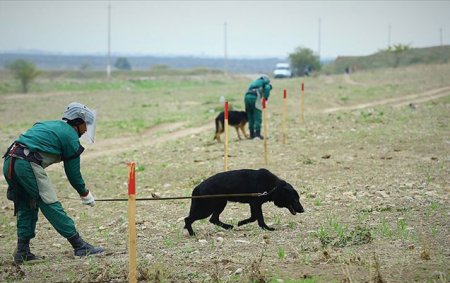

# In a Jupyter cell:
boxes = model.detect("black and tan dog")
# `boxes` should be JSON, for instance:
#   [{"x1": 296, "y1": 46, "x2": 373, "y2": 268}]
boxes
[
  {"x1": 184, "y1": 168, "x2": 304, "y2": 236},
  {"x1": 213, "y1": 111, "x2": 248, "y2": 142}
]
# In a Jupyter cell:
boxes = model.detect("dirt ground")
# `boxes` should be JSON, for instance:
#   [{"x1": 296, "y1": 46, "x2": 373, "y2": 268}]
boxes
[{"x1": 0, "y1": 70, "x2": 449, "y2": 282}]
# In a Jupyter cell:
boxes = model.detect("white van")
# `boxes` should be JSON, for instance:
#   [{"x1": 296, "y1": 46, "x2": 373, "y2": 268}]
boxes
[{"x1": 273, "y1": 63, "x2": 292, "y2": 78}]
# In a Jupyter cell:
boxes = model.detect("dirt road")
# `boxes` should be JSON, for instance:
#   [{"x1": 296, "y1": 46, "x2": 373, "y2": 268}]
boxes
[
  {"x1": 1, "y1": 85, "x2": 449, "y2": 180},
  {"x1": 322, "y1": 85, "x2": 450, "y2": 113},
  {"x1": 85, "y1": 85, "x2": 450, "y2": 160}
]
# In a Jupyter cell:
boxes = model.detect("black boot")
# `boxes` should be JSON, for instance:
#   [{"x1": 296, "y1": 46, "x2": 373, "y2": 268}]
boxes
[
  {"x1": 250, "y1": 130, "x2": 255, "y2": 139},
  {"x1": 14, "y1": 238, "x2": 43, "y2": 264},
  {"x1": 68, "y1": 233, "x2": 104, "y2": 257},
  {"x1": 255, "y1": 130, "x2": 264, "y2": 140}
]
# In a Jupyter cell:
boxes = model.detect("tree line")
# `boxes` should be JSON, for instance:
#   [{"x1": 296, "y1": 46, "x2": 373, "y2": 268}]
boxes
[{"x1": 6, "y1": 45, "x2": 415, "y2": 93}]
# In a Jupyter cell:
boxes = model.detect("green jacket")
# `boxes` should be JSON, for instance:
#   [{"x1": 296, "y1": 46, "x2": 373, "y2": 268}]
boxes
[
  {"x1": 246, "y1": 77, "x2": 271, "y2": 101},
  {"x1": 16, "y1": 120, "x2": 88, "y2": 196}
]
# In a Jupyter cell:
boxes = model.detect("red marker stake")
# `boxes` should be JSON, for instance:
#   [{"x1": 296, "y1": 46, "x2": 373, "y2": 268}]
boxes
[
  {"x1": 224, "y1": 101, "x2": 229, "y2": 171},
  {"x1": 301, "y1": 83, "x2": 305, "y2": 125},
  {"x1": 282, "y1": 89, "x2": 287, "y2": 144},
  {"x1": 262, "y1": 98, "x2": 268, "y2": 165},
  {"x1": 127, "y1": 162, "x2": 137, "y2": 283}
]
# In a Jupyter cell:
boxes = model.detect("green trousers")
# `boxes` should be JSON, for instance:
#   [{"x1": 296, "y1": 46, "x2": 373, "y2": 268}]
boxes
[
  {"x1": 244, "y1": 94, "x2": 262, "y2": 132},
  {"x1": 3, "y1": 157, "x2": 77, "y2": 240}
]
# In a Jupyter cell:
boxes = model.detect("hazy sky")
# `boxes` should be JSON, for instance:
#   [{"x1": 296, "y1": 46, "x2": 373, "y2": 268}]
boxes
[{"x1": 1, "y1": 1, "x2": 449, "y2": 59}]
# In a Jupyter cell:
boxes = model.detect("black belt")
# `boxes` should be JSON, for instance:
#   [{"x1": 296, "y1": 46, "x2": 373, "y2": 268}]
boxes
[
  {"x1": 7, "y1": 143, "x2": 43, "y2": 166},
  {"x1": 246, "y1": 87, "x2": 260, "y2": 96}
]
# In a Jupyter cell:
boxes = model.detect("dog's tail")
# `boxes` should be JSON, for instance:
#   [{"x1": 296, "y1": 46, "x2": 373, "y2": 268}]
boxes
[{"x1": 213, "y1": 117, "x2": 224, "y2": 141}]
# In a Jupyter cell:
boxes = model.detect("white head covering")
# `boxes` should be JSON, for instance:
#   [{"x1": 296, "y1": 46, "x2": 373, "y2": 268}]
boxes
[{"x1": 63, "y1": 102, "x2": 97, "y2": 143}]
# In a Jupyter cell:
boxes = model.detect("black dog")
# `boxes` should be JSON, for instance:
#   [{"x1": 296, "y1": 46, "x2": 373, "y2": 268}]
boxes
[
  {"x1": 214, "y1": 111, "x2": 249, "y2": 142},
  {"x1": 184, "y1": 168, "x2": 304, "y2": 236}
]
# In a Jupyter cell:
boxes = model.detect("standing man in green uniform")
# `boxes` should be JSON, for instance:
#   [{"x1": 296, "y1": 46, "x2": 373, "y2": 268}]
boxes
[
  {"x1": 2, "y1": 102, "x2": 104, "y2": 264},
  {"x1": 244, "y1": 75, "x2": 272, "y2": 139}
]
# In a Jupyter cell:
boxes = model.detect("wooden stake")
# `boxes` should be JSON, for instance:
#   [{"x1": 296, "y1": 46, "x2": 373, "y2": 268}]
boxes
[
  {"x1": 262, "y1": 98, "x2": 268, "y2": 165},
  {"x1": 127, "y1": 162, "x2": 137, "y2": 283},
  {"x1": 224, "y1": 101, "x2": 229, "y2": 171},
  {"x1": 301, "y1": 83, "x2": 305, "y2": 125},
  {"x1": 282, "y1": 89, "x2": 287, "y2": 144}
]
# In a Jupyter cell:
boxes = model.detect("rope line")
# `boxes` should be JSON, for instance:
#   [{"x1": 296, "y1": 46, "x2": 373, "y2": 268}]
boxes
[
  {"x1": 95, "y1": 192, "x2": 267, "y2": 202},
  {"x1": 62, "y1": 187, "x2": 277, "y2": 202}
]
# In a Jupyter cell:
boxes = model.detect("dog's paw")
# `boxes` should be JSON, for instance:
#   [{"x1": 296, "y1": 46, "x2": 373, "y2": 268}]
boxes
[{"x1": 263, "y1": 226, "x2": 275, "y2": 231}]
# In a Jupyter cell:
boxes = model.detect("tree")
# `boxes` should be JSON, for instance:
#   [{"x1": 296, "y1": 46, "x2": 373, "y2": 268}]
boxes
[
  {"x1": 79, "y1": 61, "x2": 91, "y2": 71},
  {"x1": 387, "y1": 43, "x2": 411, "y2": 68},
  {"x1": 114, "y1": 57, "x2": 132, "y2": 70},
  {"x1": 289, "y1": 47, "x2": 321, "y2": 76},
  {"x1": 7, "y1": 59, "x2": 40, "y2": 93}
]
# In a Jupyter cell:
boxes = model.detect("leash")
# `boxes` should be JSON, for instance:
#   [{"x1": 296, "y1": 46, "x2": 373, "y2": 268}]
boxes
[
  {"x1": 61, "y1": 185, "x2": 278, "y2": 202},
  {"x1": 94, "y1": 191, "x2": 268, "y2": 202},
  {"x1": 62, "y1": 187, "x2": 277, "y2": 202},
  {"x1": 94, "y1": 186, "x2": 278, "y2": 202}
]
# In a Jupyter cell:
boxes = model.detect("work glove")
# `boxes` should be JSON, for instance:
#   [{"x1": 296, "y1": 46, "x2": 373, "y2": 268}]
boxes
[{"x1": 80, "y1": 190, "x2": 95, "y2": 207}]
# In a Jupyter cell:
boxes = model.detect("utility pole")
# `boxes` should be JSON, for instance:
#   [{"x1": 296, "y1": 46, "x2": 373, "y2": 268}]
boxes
[
  {"x1": 318, "y1": 17, "x2": 321, "y2": 60},
  {"x1": 224, "y1": 21, "x2": 228, "y2": 75},
  {"x1": 107, "y1": 3, "x2": 111, "y2": 79},
  {"x1": 440, "y1": 27, "x2": 443, "y2": 46}
]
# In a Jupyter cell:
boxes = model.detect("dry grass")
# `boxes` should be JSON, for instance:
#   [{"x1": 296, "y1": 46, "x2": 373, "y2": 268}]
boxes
[{"x1": 1, "y1": 63, "x2": 449, "y2": 282}]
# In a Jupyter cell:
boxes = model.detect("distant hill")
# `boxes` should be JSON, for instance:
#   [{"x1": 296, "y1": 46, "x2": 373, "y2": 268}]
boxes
[
  {"x1": 0, "y1": 52, "x2": 286, "y2": 74},
  {"x1": 323, "y1": 45, "x2": 450, "y2": 74},
  {"x1": 5, "y1": 46, "x2": 446, "y2": 76}
]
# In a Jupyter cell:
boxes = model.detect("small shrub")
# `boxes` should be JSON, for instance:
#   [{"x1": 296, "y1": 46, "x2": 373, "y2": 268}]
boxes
[
  {"x1": 396, "y1": 218, "x2": 408, "y2": 238},
  {"x1": 138, "y1": 262, "x2": 168, "y2": 282},
  {"x1": 300, "y1": 154, "x2": 314, "y2": 165},
  {"x1": 377, "y1": 217, "x2": 393, "y2": 237},
  {"x1": 315, "y1": 220, "x2": 373, "y2": 248},
  {"x1": 313, "y1": 197, "x2": 322, "y2": 206},
  {"x1": 136, "y1": 165, "x2": 146, "y2": 172},
  {"x1": 272, "y1": 213, "x2": 282, "y2": 225},
  {"x1": 340, "y1": 95, "x2": 349, "y2": 102},
  {"x1": 316, "y1": 225, "x2": 332, "y2": 247},
  {"x1": 245, "y1": 243, "x2": 268, "y2": 283},
  {"x1": 277, "y1": 247, "x2": 286, "y2": 260},
  {"x1": 351, "y1": 225, "x2": 373, "y2": 245}
]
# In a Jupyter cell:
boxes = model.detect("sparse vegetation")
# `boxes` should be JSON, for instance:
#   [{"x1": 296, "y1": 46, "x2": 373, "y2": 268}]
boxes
[
  {"x1": 0, "y1": 62, "x2": 449, "y2": 282},
  {"x1": 324, "y1": 45, "x2": 450, "y2": 74},
  {"x1": 6, "y1": 58, "x2": 40, "y2": 93},
  {"x1": 289, "y1": 46, "x2": 321, "y2": 76},
  {"x1": 386, "y1": 43, "x2": 411, "y2": 68},
  {"x1": 114, "y1": 57, "x2": 132, "y2": 70}
]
